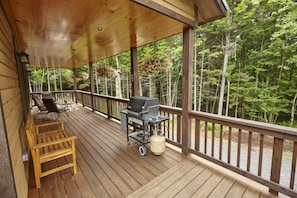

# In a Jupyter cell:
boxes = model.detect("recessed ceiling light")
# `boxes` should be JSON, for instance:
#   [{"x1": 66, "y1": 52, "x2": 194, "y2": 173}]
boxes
[{"x1": 96, "y1": 27, "x2": 104, "y2": 32}]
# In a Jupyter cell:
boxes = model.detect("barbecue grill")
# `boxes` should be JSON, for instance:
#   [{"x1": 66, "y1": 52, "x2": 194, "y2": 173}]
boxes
[{"x1": 121, "y1": 96, "x2": 169, "y2": 156}]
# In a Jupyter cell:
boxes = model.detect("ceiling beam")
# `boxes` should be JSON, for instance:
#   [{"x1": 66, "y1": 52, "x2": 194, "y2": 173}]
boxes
[{"x1": 131, "y1": 0, "x2": 195, "y2": 27}]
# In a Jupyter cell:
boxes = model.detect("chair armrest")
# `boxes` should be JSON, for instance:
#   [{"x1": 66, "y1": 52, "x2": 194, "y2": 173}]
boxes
[{"x1": 33, "y1": 136, "x2": 77, "y2": 149}]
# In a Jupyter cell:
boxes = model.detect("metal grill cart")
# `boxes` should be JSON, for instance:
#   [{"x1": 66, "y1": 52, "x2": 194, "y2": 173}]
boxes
[{"x1": 121, "y1": 96, "x2": 169, "y2": 156}]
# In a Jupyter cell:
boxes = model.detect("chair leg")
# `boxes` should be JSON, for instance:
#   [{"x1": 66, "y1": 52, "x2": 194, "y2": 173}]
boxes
[
  {"x1": 33, "y1": 157, "x2": 41, "y2": 188},
  {"x1": 55, "y1": 112, "x2": 60, "y2": 121},
  {"x1": 72, "y1": 141, "x2": 77, "y2": 174}
]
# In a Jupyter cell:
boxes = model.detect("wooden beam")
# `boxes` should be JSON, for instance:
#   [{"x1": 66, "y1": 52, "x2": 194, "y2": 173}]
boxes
[
  {"x1": 181, "y1": 27, "x2": 194, "y2": 155},
  {"x1": 131, "y1": 0, "x2": 195, "y2": 27},
  {"x1": 131, "y1": 47, "x2": 139, "y2": 96},
  {"x1": 193, "y1": 0, "x2": 228, "y2": 16}
]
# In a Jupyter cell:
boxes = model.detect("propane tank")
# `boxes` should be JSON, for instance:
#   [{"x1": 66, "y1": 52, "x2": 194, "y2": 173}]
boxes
[{"x1": 150, "y1": 129, "x2": 166, "y2": 155}]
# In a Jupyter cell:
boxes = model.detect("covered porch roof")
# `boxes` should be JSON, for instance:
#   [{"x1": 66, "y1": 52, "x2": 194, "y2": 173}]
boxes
[{"x1": 1, "y1": 0, "x2": 227, "y2": 69}]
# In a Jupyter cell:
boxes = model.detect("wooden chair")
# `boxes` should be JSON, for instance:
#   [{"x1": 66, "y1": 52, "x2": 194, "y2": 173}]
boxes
[
  {"x1": 31, "y1": 94, "x2": 47, "y2": 118},
  {"x1": 25, "y1": 113, "x2": 77, "y2": 188},
  {"x1": 42, "y1": 98, "x2": 69, "y2": 120}
]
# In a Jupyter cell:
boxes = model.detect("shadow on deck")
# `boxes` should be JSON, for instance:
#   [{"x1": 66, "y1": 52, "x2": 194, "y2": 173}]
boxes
[{"x1": 28, "y1": 104, "x2": 278, "y2": 198}]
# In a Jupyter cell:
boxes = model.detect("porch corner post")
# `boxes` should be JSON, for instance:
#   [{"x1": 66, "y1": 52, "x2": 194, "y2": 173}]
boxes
[
  {"x1": 181, "y1": 27, "x2": 194, "y2": 156},
  {"x1": 131, "y1": 47, "x2": 139, "y2": 96},
  {"x1": 89, "y1": 63, "x2": 95, "y2": 111},
  {"x1": 73, "y1": 68, "x2": 78, "y2": 103}
]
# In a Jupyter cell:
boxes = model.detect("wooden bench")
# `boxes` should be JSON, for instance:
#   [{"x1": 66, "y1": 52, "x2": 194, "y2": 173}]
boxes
[{"x1": 25, "y1": 112, "x2": 77, "y2": 188}]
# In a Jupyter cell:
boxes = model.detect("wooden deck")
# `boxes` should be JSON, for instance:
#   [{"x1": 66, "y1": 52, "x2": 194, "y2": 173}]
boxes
[{"x1": 28, "y1": 104, "x2": 278, "y2": 198}]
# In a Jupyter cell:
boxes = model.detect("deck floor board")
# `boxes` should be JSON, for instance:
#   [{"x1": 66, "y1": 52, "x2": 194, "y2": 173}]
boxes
[{"x1": 28, "y1": 104, "x2": 276, "y2": 198}]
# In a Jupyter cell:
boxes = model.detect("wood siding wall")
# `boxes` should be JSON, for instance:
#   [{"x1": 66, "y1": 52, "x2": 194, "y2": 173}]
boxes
[{"x1": 0, "y1": 5, "x2": 28, "y2": 198}]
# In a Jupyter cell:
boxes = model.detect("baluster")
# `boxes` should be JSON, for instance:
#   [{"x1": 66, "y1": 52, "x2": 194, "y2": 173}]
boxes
[
  {"x1": 204, "y1": 121, "x2": 208, "y2": 154},
  {"x1": 247, "y1": 131, "x2": 252, "y2": 171},
  {"x1": 219, "y1": 124, "x2": 223, "y2": 160},
  {"x1": 228, "y1": 127, "x2": 232, "y2": 164},
  {"x1": 258, "y1": 134, "x2": 264, "y2": 176},
  {"x1": 195, "y1": 119, "x2": 200, "y2": 151},
  {"x1": 237, "y1": 129, "x2": 242, "y2": 168},
  {"x1": 211, "y1": 123, "x2": 215, "y2": 157},
  {"x1": 177, "y1": 114, "x2": 181, "y2": 143}
]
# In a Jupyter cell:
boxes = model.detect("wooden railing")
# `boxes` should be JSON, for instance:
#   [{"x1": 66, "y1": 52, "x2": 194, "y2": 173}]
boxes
[
  {"x1": 31, "y1": 90, "x2": 297, "y2": 197},
  {"x1": 75, "y1": 91, "x2": 129, "y2": 119},
  {"x1": 31, "y1": 91, "x2": 76, "y2": 104}
]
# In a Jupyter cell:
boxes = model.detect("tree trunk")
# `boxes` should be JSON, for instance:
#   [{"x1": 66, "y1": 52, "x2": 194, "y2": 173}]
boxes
[
  {"x1": 218, "y1": 12, "x2": 232, "y2": 115},
  {"x1": 225, "y1": 79, "x2": 230, "y2": 116},
  {"x1": 47, "y1": 68, "x2": 50, "y2": 92},
  {"x1": 198, "y1": 42, "x2": 205, "y2": 112},
  {"x1": 139, "y1": 77, "x2": 142, "y2": 96},
  {"x1": 149, "y1": 76, "x2": 152, "y2": 97},
  {"x1": 126, "y1": 73, "x2": 129, "y2": 98},
  {"x1": 167, "y1": 70, "x2": 172, "y2": 106},
  {"x1": 105, "y1": 77, "x2": 108, "y2": 95},
  {"x1": 193, "y1": 34, "x2": 197, "y2": 111},
  {"x1": 115, "y1": 55, "x2": 122, "y2": 98},
  {"x1": 53, "y1": 68, "x2": 57, "y2": 92},
  {"x1": 235, "y1": 63, "x2": 241, "y2": 118},
  {"x1": 59, "y1": 68, "x2": 63, "y2": 91},
  {"x1": 95, "y1": 66, "x2": 99, "y2": 94},
  {"x1": 290, "y1": 92, "x2": 297, "y2": 127}
]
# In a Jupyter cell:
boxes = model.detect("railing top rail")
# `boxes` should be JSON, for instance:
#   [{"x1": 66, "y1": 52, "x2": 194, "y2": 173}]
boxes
[
  {"x1": 190, "y1": 110, "x2": 297, "y2": 140},
  {"x1": 76, "y1": 90, "x2": 129, "y2": 103}
]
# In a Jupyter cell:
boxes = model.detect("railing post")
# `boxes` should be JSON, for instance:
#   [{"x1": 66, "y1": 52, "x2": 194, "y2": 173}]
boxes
[{"x1": 269, "y1": 137, "x2": 283, "y2": 195}]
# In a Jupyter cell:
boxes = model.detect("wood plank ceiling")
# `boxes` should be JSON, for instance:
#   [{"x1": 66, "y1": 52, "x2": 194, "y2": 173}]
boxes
[{"x1": 1, "y1": 0, "x2": 227, "y2": 69}]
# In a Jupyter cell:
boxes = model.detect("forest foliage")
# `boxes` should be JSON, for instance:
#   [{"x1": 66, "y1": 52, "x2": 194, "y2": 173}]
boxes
[{"x1": 29, "y1": 0, "x2": 297, "y2": 126}]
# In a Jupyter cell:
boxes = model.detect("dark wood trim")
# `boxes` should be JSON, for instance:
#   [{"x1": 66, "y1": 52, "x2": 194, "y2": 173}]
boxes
[
  {"x1": 181, "y1": 27, "x2": 194, "y2": 155},
  {"x1": 130, "y1": 47, "x2": 139, "y2": 96},
  {"x1": 131, "y1": 0, "x2": 195, "y2": 27},
  {"x1": 0, "y1": 93, "x2": 17, "y2": 197}
]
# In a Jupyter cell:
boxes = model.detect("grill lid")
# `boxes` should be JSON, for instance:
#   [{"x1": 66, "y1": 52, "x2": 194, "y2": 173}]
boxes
[{"x1": 127, "y1": 96, "x2": 159, "y2": 118}]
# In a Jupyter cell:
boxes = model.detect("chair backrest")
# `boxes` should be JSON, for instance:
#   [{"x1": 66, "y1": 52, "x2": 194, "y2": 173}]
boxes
[
  {"x1": 42, "y1": 92, "x2": 54, "y2": 99},
  {"x1": 25, "y1": 113, "x2": 37, "y2": 149},
  {"x1": 32, "y1": 94, "x2": 47, "y2": 111},
  {"x1": 42, "y1": 98, "x2": 59, "y2": 113}
]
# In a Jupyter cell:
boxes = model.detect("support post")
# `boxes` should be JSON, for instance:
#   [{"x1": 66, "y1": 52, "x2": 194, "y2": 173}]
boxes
[
  {"x1": 89, "y1": 63, "x2": 95, "y2": 110},
  {"x1": 181, "y1": 27, "x2": 194, "y2": 156},
  {"x1": 269, "y1": 137, "x2": 283, "y2": 195},
  {"x1": 131, "y1": 47, "x2": 139, "y2": 96},
  {"x1": 73, "y1": 68, "x2": 78, "y2": 103}
]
